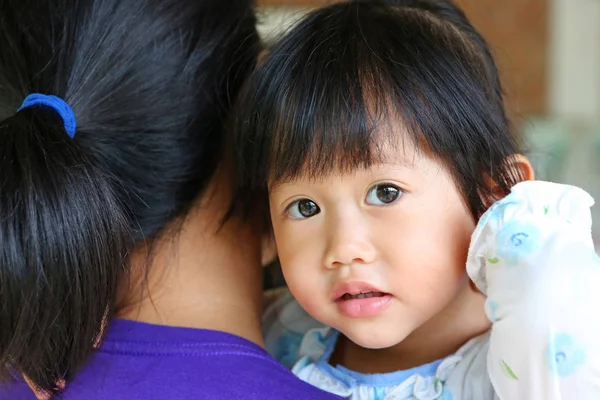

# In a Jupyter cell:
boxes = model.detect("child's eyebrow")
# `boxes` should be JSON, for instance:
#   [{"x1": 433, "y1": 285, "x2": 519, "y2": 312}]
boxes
[{"x1": 267, "y1": 161, "x2": 418, "y2": 193}]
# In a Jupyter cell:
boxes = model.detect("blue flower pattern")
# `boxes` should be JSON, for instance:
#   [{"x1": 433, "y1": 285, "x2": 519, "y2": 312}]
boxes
[
  {"x1": 546, "y1": 333, "x2": 587, "y2": 377},
  {"x1": 476, "y1": 200, "x2": 516, "y2": 232},
  {"x1": 495, "y1": 220, "x2": 542, "y2": 265}
]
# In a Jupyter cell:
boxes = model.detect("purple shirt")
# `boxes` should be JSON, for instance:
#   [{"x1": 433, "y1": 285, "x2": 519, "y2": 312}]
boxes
[{"x1": 1, "y1": 319, "x2": 341, "y2": 399}]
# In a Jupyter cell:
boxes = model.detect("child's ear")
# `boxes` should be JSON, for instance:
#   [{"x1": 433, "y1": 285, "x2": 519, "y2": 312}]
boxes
[
  {"x1": 483, "y1": 154, "x2": 535, "y2": 207},
  {"x1": 261, "y1": 228, "x2": 278, "y2": 267}
]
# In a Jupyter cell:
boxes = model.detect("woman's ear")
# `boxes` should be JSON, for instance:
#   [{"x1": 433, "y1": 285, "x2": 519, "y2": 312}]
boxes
[{"x1": 483, "y1": 154, "x2": 535, "y2": 207}]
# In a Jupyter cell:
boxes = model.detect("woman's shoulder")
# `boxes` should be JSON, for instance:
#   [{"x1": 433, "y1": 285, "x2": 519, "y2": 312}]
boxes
[
  {"x1": 0, "y1": 379, "x2": 35, "y2": 400},
  {"x1": 5, "y1": 319, "x2": 340, "y2": 400}
]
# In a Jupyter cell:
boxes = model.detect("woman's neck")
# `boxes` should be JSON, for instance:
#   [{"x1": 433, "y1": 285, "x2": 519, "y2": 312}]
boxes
[
  {"x1": 116, "y1": 174, "x2": 265, "y2": 347},
  {"x1": 329, "y1": 281, "x2": 490, "y2": 373}
]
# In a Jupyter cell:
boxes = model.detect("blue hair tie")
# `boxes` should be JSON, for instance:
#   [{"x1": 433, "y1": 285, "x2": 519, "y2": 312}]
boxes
[{"x1": 18, "y1": 94, "x2": 77, "y2": 139}]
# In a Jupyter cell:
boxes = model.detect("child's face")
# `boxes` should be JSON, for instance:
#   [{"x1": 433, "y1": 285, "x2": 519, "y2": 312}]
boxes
[{"x1": 268, "y1": 143, "x2": 477, "y2": 349}]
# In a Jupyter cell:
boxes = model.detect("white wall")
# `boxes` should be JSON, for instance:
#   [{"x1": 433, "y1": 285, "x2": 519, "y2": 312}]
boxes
[
  {"x1": 256, "y1": 7, "x2": 310, "y2": 42},
  {"x1": 549, "y1": 0, "x2": 600, "y2": 121},
  {"x1": 546, "y1": 0, "x2": 600, "y2": 241}
]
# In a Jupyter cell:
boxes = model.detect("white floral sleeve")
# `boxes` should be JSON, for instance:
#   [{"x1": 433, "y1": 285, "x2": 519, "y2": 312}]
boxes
[{"x1": 467, "y1": 181, "x2": 600, "y2": 399}]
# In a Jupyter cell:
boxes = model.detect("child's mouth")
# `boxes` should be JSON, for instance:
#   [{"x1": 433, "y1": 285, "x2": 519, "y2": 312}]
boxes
[
  {"x1": 335, "y1": 290, "x2": 393, "y2": 318},
  {"x1": 340, "y1": 291, "x2": 387, "y2": 300}
]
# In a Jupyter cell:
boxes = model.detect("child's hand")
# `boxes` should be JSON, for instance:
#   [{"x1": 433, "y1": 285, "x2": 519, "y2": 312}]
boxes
[
  {"x1": 464, "y1": 181, "x2": 600, "y2": 399},
  {"x1": 466, "y1": 180, "x2": 595, "y2": 296}
]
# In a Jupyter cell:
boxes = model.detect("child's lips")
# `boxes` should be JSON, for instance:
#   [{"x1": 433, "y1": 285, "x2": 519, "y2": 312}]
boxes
[
  {"x1": 335, "y1": 293, "x2": 393, "y2": 318},
  {"x1": 330, "y1": 281, "x2": 393, "y2": 317}
]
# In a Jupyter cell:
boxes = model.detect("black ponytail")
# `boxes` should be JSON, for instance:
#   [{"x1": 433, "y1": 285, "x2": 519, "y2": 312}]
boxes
[{"x1": 0, "y1": 106, "x2": 132, "y2": 393}]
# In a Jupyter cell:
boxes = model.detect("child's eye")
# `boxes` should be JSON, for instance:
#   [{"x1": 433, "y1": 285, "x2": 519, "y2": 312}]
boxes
[
  {"x1": 365, "y1": 184, "x2": 403, "y2": 206},
  {"x1": 286, "y1": 199, "x2": 321, "y2": 219}
]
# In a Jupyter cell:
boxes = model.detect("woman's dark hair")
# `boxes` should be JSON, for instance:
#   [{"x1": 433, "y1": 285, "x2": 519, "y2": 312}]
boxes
[
  {"x1": 0, "y1": 0, "x2": 259, "y2": 394},
  {"x1": 235, "y1": 0, "x2": 521, "y2": 221}
]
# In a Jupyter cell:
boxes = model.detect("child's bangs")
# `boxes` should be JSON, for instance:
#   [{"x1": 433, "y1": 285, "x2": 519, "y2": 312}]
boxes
[{"x1": 265, "y1": 68, "x2": 420, "y2": 186}]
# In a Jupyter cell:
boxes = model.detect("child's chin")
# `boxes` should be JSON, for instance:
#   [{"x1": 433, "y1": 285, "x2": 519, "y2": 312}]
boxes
[{"x1": 346, "y1": 330, "x2": 409, "y2": 350}]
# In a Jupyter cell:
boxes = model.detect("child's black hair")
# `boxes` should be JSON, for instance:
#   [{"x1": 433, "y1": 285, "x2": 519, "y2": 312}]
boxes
[
  {"x1": 235, "y1": 0, "x2": 521, "y2": 221},
  {"x1": 0, "y1": 0, "x2": 259, "y2": 394}
]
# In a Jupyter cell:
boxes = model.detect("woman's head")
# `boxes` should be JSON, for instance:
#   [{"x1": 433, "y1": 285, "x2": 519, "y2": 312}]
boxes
[
  {"x1": 0, "y1": 0, "x2": 258, "y2": 394},
  {"x1": 235, "y1": 0, "x2": 531, "y2": 349}
]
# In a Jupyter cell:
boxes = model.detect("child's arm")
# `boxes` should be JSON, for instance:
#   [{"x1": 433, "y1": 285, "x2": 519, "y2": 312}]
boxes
[{"x1": 467, "y1": 181, "x2": 600, "y2": 399}]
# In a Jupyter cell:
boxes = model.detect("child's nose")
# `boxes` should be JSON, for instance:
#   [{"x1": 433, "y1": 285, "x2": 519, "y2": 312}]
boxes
[{"x1": 324, "y1": 217, "x2": 376, "y2": 269}]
